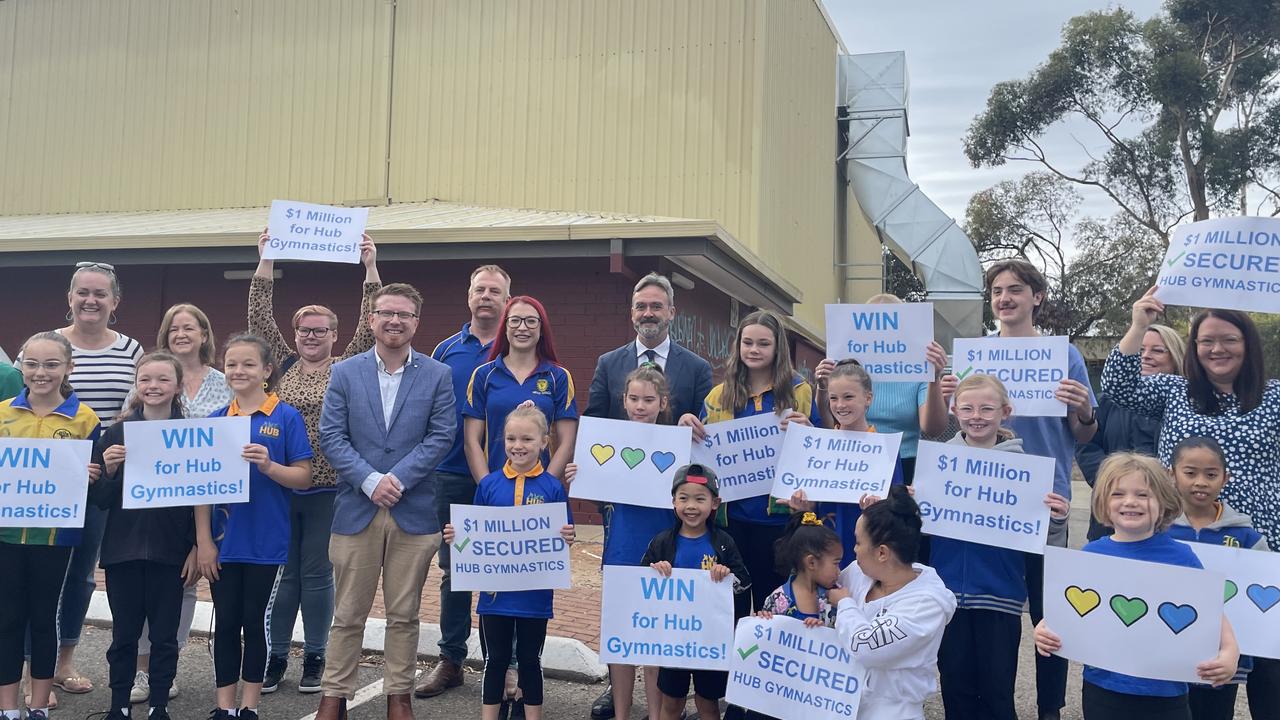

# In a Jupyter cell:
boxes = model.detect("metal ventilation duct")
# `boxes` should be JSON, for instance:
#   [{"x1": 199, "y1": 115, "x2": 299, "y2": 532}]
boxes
[{"x1": 838, "y1": 51, "x2": 983, "y2": 345}]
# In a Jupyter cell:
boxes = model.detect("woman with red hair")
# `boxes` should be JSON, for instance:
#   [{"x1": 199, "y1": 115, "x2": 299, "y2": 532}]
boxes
[{"x1": 462, "y1": 296, "x2": 579, "y2": 481}]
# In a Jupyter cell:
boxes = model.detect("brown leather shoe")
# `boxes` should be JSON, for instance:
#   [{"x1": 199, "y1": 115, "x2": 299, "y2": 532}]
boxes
[
  {"x1": 413, "y1": 658, "x2": 465, "y2": 698},
  {"x1": 387, "y1": 692, "x2": 414, "y2": 720},
  {"x1": 315, "y1": 695, "x2": 347, "y2": 720}
]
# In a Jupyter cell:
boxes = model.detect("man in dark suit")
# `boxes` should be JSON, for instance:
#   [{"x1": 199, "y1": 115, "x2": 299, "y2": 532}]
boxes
[
  {"x1": 315, "y1": 283, "x2": 456, "y2": 720},
  {"x1": 584, "y1": 272, "x2": 713, "y2": 719}
]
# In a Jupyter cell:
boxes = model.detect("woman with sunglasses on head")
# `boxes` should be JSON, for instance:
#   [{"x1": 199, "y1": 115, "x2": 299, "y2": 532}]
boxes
[
  {"x1": 1103, "y1": 288, "x2": 1280, "y2": 718},
  {"x1": 248, "y1": 231, "x2": 381, "y2": 695},
  {"x1": 23, "y1": 262, "x2": 143, "y2": 704}
]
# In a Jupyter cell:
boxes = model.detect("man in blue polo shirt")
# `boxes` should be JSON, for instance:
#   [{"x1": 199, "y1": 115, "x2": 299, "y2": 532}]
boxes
[{"x1": 414, "y1": 265, "x2": 510, "y2": 699}]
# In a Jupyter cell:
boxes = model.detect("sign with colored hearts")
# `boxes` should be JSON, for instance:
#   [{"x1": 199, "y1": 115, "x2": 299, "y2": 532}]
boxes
[
  {"x1": 570, "y1": 416, "x2": 692, "y2": 508},
  {"x1": 1183, "y1": 541, "x2": 1280, "y2": 660},
  {"x1": 1044, "y1": 546, "x2": 1224, "y2": 682}
]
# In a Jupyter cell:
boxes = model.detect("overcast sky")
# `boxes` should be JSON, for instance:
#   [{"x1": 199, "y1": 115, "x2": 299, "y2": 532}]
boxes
[{"x1": 829, "y1": 0, "x2": 1165, "y2": 222}]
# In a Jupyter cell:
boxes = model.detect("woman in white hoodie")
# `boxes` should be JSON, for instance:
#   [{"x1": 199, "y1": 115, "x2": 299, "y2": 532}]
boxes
[{"x1": 828, "y1": 485, "x2": 957, "y2": 720}]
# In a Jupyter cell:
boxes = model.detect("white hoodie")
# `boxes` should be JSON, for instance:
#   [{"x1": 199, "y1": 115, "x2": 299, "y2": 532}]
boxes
[{"x1": 835, "y1": 562, "x2": 957, "y2": 720}]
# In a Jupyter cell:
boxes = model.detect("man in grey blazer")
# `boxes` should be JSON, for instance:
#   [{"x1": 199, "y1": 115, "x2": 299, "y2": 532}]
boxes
[{"x1": 315, "y1": 283, "x2": 456, "y2": 720}]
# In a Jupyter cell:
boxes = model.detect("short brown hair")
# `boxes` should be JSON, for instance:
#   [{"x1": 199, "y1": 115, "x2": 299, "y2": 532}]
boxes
[
  {"x1": 372, "y1": 283, "x2": 424, "y2": 314},
  {"x1": 984, "y1": 259, "x2": 1047, "y2": 321},
  {"x1": 1090, "y1": 453, "x2": 1182, "y2": 533},
  {"x1": 158, "y1": 304, "x2": 217, "y2": 366}
]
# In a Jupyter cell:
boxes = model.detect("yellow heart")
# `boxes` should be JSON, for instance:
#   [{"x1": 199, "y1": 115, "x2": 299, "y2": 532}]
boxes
[
  {"x1": 590, "y1": 443, "x2": 615, "y2": 466},
  {"x1": 1065, "y1": 585, "x2": 1101, "y2": 617}
]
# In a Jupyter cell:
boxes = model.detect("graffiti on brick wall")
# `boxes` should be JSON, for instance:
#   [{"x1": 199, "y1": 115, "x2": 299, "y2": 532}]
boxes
[{"x1": 670, "y1": 313, "x2": 735, "y2": 367}]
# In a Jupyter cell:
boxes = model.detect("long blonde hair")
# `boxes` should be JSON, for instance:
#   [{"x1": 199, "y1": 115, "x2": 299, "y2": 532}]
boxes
[
  {"x1": 720, "y1": 310, "x2": 798, "y2": 414},
  {"x1": 953, "y1": 373, "x2": 1015, "y2": 441}
]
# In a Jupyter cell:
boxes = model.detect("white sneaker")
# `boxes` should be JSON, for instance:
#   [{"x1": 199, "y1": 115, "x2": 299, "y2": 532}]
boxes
[
  {"x1": 130, "y1": 671, "x2": 151, "y2": 704},
  {"x1": 168, "y1": 679, "x2": 179, "y2": 700}
]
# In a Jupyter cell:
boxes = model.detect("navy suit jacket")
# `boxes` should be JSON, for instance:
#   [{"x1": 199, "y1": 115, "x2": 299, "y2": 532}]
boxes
[
  {"x1": 584, "y1": 340, "x2": 713, "y2": 422},
  {"x1": 320, "y1": 348, "x2": 456, "y2": 536}
]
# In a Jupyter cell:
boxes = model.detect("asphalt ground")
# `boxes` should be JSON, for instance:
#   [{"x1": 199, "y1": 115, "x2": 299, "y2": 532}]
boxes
[{"x1": 48, "y1": 481, "x2": 1253, "y2": 719}]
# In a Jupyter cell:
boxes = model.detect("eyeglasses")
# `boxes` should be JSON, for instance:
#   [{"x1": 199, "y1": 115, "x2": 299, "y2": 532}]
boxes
[
  {"x1": 1195, "y1": 336, "x2": 1243, "y2": 350},
  {"x1": 75, "y1": 261, "x2": 116, "y2": 273},
  {"x1": 372, "y1": 310, "x2": 419, "y2": 321},
  {"x1": 21, "y1": 360, "x2": 66, "y2": 372},
  {"x1": 296, "y1": 327, "x2": 333, "y2": 338},
  {"x1": 507, "y1": 315, "x2": 542, "y2": 329},
  {"x1": 955, "y1": 404, "x2": 1001, "y2": 418}
]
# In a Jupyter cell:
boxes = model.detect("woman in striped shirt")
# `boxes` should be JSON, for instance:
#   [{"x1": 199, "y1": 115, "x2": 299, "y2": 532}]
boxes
[{"x1": 42, "y1": 262, "x2": 142, "y2": 702}]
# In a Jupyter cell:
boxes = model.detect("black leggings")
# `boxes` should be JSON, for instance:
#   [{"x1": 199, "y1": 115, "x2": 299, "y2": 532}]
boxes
[
  {"x1": 1082, "y1": 681, "x2": 1191, "y2": 720},
  {"x1": 0, "y1": 544, "x2": 71, "y2": 685},
  {"x1": 479, "y1": 615, "x2": 547, "y2": 706},
  {"x1": 725, "y1": 518, "x2": 786, "y2": 616},
  {"x1": 210, "y1": 562, "x2": 281, "y2": 687},
  {"x1": 1248, "y1": 656, "x2": 1280, "y2": 718},
  {"x1": 1187, "y1": 683, "x2": 1237, "y2": 720},
  {"x1": 105, "y1": 561, "x2": 185, "y2": 709}
]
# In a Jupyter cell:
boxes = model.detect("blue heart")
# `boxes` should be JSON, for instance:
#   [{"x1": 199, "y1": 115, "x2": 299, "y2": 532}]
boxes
[
  {"x1": 651, "y1": 451, "x2": 676, "y2": 473},
  {"x1": 1157, "y1": 602, "x2": 1198, "y2": 635},
  {"x1": 1247, "y1": 584, "x2": 1280, "y2": 613}
]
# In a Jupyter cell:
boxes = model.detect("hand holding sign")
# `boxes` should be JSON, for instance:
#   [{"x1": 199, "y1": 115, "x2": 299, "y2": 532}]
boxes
[
  {"x1": 825, "y1": 303, "x2": 936, "y2": 381},
  {"x1": 570, "y1": 417, "x2": 691, "y2": 508},
  {"x1": 265, "y1": 200, "x2": 370, "y2": 264}
]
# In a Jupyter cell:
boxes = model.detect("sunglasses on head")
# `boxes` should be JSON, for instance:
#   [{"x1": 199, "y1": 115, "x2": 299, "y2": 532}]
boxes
[{"x1": 75, "y1": 261, "x2": 116, "y2": 274}]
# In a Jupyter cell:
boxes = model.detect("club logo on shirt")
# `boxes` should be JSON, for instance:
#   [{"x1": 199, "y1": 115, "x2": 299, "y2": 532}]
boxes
[
  {"x1": 701, "y1": 554, "x2": 717, "y2": 571},
  {"x1": 523, "y1": 493, "x2": 546, "y2": 505},
  {"x1": 1223, "y1": 536, "x2": 1241, "y2": 548},
  {"x1": 52, "y1": 428, "x2": 73, "y2": 439},
  {"x1": 535, "y1": 378, "x2": 550, "y2": 395},
  {"x1": 257, "y1": 422, "x2": 281, "y2": 439}
]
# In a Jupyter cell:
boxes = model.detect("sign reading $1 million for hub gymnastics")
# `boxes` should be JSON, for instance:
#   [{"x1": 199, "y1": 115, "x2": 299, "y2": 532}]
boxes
[
  {"x1": 689, "y1": 412, "x2": 786, "y2": 502},
  {"x1": 770, "y1": 425, "x2": 902, "y2": 504},
  {"x1": 123, "y1": 417, "x2": 251, "y2": 509},
  {"x1": 265, "y1": 199, "x2": 369, "y2": 264},
  {"x1": 448, "y1": 503, "x2": 572, "y2": 592},
  {"x1": 726, "y1": 615, "x2": 866, "y2": 719}
]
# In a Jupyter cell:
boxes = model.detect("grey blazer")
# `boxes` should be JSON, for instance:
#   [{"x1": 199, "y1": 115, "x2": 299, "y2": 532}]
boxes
[{"x1": 320, "y1": 348, "x2": 456, "y2": 536}]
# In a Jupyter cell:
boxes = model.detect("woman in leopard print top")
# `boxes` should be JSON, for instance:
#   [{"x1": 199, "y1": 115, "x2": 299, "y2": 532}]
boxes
[{"x1": 248, "y1": 231, "x2": 381, "y2": 690}]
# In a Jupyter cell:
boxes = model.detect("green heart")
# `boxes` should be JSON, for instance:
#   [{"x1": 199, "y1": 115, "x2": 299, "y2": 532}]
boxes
[
  {"x1": 621, "y1": 447, "x2": 646, "y2": 469},
  {"x1": 1109, "y1": 594, "x2": 1149, "y2": 627},
  {"x1": 1225, "y1": 580, "x2": 1238, "y2": 603}
]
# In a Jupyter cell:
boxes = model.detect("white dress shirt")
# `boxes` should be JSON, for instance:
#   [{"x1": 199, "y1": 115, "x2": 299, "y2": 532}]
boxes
[
  {"x1": 635, "y1": 336, "x2": 671, "y2": 370},
  {"x1": 361, "y1": 348, "x2": 413, "y2": 498}
]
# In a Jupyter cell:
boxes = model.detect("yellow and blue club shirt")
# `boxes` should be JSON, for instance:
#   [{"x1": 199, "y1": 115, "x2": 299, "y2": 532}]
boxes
[{"x1": 463, "y1": 356, "x2": 578, "y2": 473}]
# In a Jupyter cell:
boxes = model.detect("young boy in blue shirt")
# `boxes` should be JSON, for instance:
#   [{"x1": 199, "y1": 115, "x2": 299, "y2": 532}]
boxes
[{"x1": 642, "y1": 464, "x2": 750, "y2": 720}]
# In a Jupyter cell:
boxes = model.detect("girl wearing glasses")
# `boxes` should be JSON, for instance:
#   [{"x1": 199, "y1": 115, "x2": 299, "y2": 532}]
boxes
[
  {"x1": 932, "y1": 373, "x2": 1067, "y2": 720},
  {"x1": 464, "y1": 296, "x2": 579, "y2": 482},
  {"x1": 30, "y1": 263, "x2": 142, "y2": 703},
  {"x1": 1103, "y1": 288, "x2": 1280, "y2": 717},
  {"x1": 247, "y1": 232, "x2": 381, "y2": 694},
  {"x1": 0, "y1": 332, "x2": 102, "y2": 720}
]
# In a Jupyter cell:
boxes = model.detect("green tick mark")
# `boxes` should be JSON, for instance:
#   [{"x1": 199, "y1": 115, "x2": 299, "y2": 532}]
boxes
[
  {"x1": 1166, "y1": 250, "x2": 1186, "y2": 268},
  {"x1": 956, "y1": 365, "x2": 974, "y2": 379},
  {"x1": 737, "y1": 644, "x2": 759, "y2": 660},
  {"x1": 454, "y1": 537, "x2": 472, "y2": 553}
]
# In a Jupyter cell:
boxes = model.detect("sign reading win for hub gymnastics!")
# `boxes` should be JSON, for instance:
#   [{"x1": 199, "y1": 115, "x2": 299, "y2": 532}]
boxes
[
  {"x1": 0, "y1": 438, "x2": 93, "y2": 529},
  {"x1": 726, "y1": 615, "x2": 866, "y2": 720},
  {"x1": 448, "y1": 503, "x2": 572, "y2": 592},
  {"x1": 123, "y1": 417, "x2": 250, "y2": 509},
  {"x1": 824, "y1": 302, "x2": 935, "y2": 382},
  {"x1": 600, "y1": 566, "x2": 735, "y2": 671},
  {"x1": 770, "y1": 425, "x2": 902, "y2": 504},
  {"x1": 913, "y1": 440, "x2": 1055, "y2": 554},
  {"x1": 1155, "y1": 216, "x2": 1280, "y2": 314},
  {"x1": 570, "y1": 416, "x2": 691, "y2": 508},
  {"x1": 265, "y1": 199, "x2": 369, "y2": 264},
  {"x1": 689, "y1": 412, "x2": 785, "y2": 503},
  {"x1": 951, "y1": 336, "x2": 1069, "y2": 417}
]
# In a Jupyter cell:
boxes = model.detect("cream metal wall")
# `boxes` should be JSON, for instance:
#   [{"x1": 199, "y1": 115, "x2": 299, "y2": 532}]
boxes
[
  {"x1": 0, "y1": 0, "x2": 392, "y2": 215},
  {"x1": 390, "y1": 0, "x2": 842, "y2": 329}
]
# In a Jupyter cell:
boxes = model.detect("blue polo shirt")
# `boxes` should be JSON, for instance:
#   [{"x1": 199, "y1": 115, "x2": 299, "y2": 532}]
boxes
[
  {"x1": 474, "y1": 461, "x2": 573, "y2": 619},
  {"x1": 673, "y1": 531, "x2": 718, "y2": 571},
  {"x1": 463, "y1": 356, "x2": 578, "y2": 473},
  {"x1": 208, "y1": 394, "x2": 312, "y2": 565},
  {"x1": 1082, "y1": 533, "x2": 1202, "y2": 697},
  {"x1": 432, "y1": 324, "x2": 494, "y2": 477}
]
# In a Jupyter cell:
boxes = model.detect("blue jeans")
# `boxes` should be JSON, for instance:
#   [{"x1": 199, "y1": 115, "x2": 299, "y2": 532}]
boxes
[
  {"x1": 59, "y1": 503, "x2": 108, "y2": 647},
  {"x1": 435, "y1": 471, "x2": 477, "y2": 665},
  {"x1": 270, "y1": 491, "x2": 336, "y2": 657}
]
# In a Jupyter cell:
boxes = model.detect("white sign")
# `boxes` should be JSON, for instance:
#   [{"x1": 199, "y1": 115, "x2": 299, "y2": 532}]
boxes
[
  {"x1": 690, "y1": 413, "x2": 785, "y2": 502},
  {"x1": 770, "y1": 425, "x2": 901, "y2": 503},
  {"x1": 1155, "y1": 216, "x2": 1280, "y2": 313},
  {"x1": 600, "y1": 566, "x2": 735, "y2": 671},
  {"x1": 123, "y1": 417, "x2": 251, "y2": 509},
  {"x1": 448, "y1": 503, "x2": 571, "y2": 592},
  {"x1": 265, "y1": 199, "x2": 369, "y2": 264},
  {"x1": 913, "y1": 440, "x2": 1055, "y2": 554},
  {"x1": 952, "y1": 336, "x2": 1069, "y2": 417},
  {"x1": 726, "y1": 616, "x2": 865, "y2": 719},
  {"x1": 825, "y1": 302, "x2": 935, "y2": 381},
  {"x1": 570, "y1": 417, "x2": 692, "y2": 508},
  {"x1": 0, "y1": 439, "x2": 93, "y2": 529},
  {"x1": 1044, "y1": 546, "x2": 1223, "y2": 683},
  {"x1": 1183, "y1": 542, "x2": 1280, "y2": 660}
]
